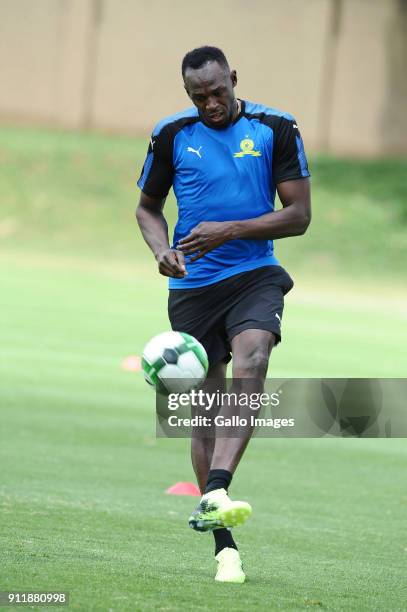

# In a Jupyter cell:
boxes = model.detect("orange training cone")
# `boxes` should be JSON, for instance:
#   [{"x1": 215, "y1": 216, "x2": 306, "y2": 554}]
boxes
[{"x1": 165, "y1": 482, "x2": 201, "y2": 496}]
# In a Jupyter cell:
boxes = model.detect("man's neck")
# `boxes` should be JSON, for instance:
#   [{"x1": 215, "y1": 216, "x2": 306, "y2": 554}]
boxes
[{"x1": 232, "y1": 98, "x2": 241, "y2": 121}]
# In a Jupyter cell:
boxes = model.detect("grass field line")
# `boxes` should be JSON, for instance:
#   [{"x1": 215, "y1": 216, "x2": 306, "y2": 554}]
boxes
[
  {"x1": 2, "y1": 248, "x2": 406, "y2": 314},
  {"x1": 0, "y1": 490, "x2": 151, "y2": 515},
  {"x1": 288, "y1": 284, "x2": 407, "y2": 317}
]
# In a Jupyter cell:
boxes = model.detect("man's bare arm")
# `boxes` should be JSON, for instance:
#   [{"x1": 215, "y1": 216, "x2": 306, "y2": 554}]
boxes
[
  {"x1": 232, "y1": 177, "x2": 311, "y2": 239},
  {"x1": 136, "y1": 192, "x2": 186, "y2": 277},
  {"x1": 178, "y1": 178, "x2": 311, "y2": 261}
]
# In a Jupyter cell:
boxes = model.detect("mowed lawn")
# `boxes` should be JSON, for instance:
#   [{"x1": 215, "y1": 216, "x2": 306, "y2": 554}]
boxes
[
  {"x1": 1, "y1": 127, "x2": 406, "y2": 610},
  {"x1": 1, "y1": 253, "x2": 406, "y2": 611}
]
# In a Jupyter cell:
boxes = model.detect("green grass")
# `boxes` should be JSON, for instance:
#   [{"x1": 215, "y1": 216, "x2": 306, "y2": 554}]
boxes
[
  {"x1": 1, "y1": 127, "x2": 406, "y2": 610},
  {"x1": 1, "y1": 125, "x2": 406, "y2": 277}
]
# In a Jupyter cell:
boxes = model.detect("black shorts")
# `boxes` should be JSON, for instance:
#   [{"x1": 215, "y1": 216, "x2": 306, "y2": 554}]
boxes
[{"x1": 168, "y1": 266, "x2": 294, "y2": 368}]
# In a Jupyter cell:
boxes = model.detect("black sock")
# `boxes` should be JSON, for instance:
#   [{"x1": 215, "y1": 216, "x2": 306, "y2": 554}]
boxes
[
  {"x1": 213, "y1": 528, "x2": 238, "y2": 556},
  {"x1": 204, "y1": 469, "x2": 232, "y2": 494}
]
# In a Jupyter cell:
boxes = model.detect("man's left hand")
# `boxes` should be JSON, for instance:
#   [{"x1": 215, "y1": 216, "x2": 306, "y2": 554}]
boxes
[{"x1": 178, "y1": 221, "x2": 233, "y2": 262}]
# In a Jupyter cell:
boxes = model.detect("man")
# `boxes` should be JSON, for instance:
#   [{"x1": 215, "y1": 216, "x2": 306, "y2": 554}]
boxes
[{"x1": 136, "y1": 46, "x2": 311, "y2": 583}]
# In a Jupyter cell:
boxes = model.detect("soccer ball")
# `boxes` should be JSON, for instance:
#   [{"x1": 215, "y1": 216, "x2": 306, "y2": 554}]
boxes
[{"x1": 142, "y1": 331, "x2": 209, "y2": 395}]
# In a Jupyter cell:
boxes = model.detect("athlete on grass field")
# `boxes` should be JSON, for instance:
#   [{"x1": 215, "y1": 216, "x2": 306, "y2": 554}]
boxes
[{"x1": 136, "y1": 46, "x2": 311, "y2": 583}]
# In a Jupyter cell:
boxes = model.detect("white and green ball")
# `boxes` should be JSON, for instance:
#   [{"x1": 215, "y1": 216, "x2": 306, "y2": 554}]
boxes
[{"x1": 142, "y1": 331, "x2": 209, "y2": 395}]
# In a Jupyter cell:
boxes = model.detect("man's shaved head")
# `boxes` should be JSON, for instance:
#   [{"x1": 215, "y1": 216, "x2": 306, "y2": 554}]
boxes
[{"x1": 181, "y1": 46, "x2": 229, "y2": 77}]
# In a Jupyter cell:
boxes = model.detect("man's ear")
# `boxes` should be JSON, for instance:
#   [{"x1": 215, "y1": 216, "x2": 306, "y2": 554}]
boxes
[
  {"x1": 230, "y1": 70, "x2": 237, "y2": 88},
  {"x1": 184, "y1": 83, "x2": 192, "y2": 99}
]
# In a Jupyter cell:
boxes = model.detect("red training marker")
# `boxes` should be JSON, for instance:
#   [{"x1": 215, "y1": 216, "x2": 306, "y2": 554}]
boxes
[
  {"x1": 122, "y1": 355, "x2": 141, "y2": 372},
  {"x1": 165, "y1": 482, "x2": 201, "y2": 496}
]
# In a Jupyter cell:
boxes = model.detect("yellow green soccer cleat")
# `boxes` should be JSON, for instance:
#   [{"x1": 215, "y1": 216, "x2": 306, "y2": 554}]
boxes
[
  {"x1": 215, "y1": 547, "x2": 246, "y2": 584},
  {"x1": 188, "y1": 488, "x2": 252, "y2": 532}
]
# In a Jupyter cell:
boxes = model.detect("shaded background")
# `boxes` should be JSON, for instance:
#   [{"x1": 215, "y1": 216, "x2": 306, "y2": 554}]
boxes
[
  {"x1": 1, "y1": 0, "x2": 407, "y2": 154},
  {"x1": 1, "y1": 1, "x2": 406, "y2": 610}
]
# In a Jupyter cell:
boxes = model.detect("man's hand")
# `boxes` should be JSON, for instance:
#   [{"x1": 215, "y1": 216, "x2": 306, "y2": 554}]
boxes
[
  {"x1": 178, "y1": 221, "x2": 232, "y2": 262},
  {"x1": 136, "y1": 193, "x2": 187, "y2": 278},
  {"x1": 156, "y1": 248, "x2": 187, "y2": 278}
]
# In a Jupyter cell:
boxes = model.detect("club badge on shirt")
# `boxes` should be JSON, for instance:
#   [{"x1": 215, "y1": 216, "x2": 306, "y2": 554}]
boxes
[{"x1": 233, "y1": 138, "x2": 262, "y2": 158}]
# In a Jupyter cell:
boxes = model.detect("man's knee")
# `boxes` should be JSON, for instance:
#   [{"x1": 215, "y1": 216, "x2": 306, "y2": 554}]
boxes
[
  {"x1": 231, "y1": 329, "x2": 275, "y2": 379},
  {"x1": 233, "y1": 346, "x2": 270, "y2": 378}
]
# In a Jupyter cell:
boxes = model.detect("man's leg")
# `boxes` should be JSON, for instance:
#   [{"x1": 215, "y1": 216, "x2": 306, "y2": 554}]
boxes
[
  {"x1": 191, "y1": 361, "x2": 238, "y2": 557},
  {"x1": 191, "y1": 361, "x2": 227, "y2": 493},
  {"x1": 189, "y1": 329, "x2": 275, "y2": 531},
  {"x1": 189, "y1": 329, "x2": 275, "y2": 583},
  {"x1": 209, "y1": 329, "x2": 275, "y2": 473}
]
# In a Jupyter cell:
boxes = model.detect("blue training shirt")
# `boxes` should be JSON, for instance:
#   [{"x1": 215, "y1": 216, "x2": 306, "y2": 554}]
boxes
[{"x1": 137, "y1": 100, "x2": 310, "y2": 289}]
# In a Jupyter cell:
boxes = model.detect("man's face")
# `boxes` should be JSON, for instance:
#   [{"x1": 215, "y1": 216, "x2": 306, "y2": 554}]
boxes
[{"x1": 183, "y1": 61, "x2": 237, "y2": 129}]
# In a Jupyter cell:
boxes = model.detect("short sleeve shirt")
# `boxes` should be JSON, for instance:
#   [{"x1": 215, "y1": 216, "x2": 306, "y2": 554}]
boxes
[{"x1": 138, "y1": 100, "x2": 310, "y2": 288}]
